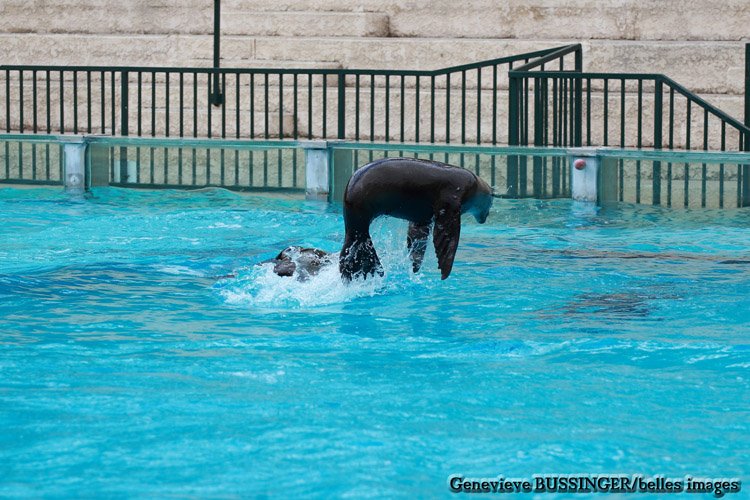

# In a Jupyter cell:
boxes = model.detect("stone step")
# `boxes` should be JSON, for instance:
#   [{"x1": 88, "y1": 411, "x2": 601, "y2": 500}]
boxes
[
  {"x1": 0, "y1": 0, "x2": 212, "y2": 35},
  {"x1": 3, "y1": 0, "x2": 747, "y2": 41},
  {"x1": 0, "y1": 2, "x2": 388, "y2": 38},
  {"x1": 387, "y1": 1, "x2": 750, "y2": 41},
  {"x1": 0, "y1": 34, "x2": 334, "y2": 69},
  {"x1": 0, "y1": 34, "x2": 227, "y2": 66},
  {"x1": 222, "y1": 0, "x2": 749, "y2": 41},
  {"x1": 221, "y1": 0, "x2": 396, "y2": 11},
  {"x1": 221, "y1": 11, "x2": 388, "y2": 37}
]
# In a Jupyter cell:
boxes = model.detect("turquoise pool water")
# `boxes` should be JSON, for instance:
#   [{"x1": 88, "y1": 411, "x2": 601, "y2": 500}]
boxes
[{"x1": 1, "y1": 186, "x2": 748, "y2": 499}]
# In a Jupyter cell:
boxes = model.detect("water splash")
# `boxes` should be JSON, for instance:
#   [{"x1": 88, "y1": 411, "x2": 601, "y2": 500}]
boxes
[{"x1": 213, "y1": 218, "x2": 438, "y2": 308}]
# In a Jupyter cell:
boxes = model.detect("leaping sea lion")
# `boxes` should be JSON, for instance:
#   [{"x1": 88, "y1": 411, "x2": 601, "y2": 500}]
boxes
[{"x1": 339, "y1": 157, "x2": 493, "y2": 281}]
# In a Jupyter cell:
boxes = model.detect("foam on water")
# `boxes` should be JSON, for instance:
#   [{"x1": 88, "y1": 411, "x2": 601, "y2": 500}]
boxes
[{"x1": 215, "y1": 217, "x2": 437, "y2": 308}]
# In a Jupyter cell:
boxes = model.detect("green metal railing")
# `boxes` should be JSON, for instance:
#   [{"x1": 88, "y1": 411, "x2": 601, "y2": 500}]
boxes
[
  {"x1": 1, "y1": 46, "x2": 576, "y2": 145},
  {"x1": 506, "y1": 43, "x2": 750, "y2": 203},
  {"x1": 3, "y1": 42, "x2": 750, "y2": 208},
  {"x1": 590, "y1": 148, "x2": 750, "y2": 208},
  {"x1": 0, "y1": 134, "x2": 304, "y2": 192},
  {"x1": 4, "y1": 133, "x2": 750, "y2": 208},
  {"x1": 3, "y1": 43, "x2": 748, "y2": 150},
  {"x1": 0, "y1": 135, "x2": 63, "y2": 186},
  {"x1": 509, "y1": 44, "x2": 750, "y2": 152},
  {"x1": 94, "y1": 138, "x2": 303, "y2": 192},
  {"x1": 747, "y1": 43, "x2": 750, "y2": 135}
]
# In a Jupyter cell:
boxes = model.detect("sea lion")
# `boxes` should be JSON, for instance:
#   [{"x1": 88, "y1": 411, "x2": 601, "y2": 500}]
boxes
[
  {"x1": 339, "y1": 157, "x2": 493, "y2": 281},
  {"x1": 259, "y1": 246, "x2": 332, "y2": 281}
]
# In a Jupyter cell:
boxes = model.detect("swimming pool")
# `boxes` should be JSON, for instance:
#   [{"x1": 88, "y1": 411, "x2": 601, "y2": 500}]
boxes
[{"x1": 1, "y1": 186, "x2": 748, "y2": 498}]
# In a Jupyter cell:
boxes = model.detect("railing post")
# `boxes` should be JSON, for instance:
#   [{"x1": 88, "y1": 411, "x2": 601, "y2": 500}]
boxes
[
  {"x1": 653, "y1": 78, "x2": 663, "y2": 205},
  {"x1": 210, "y1": 0, "x2": 223, "y2": 106},
  {"x1": 120, "y1": 71, "x2": 129, "y2": 136},
  {"x1": 337, "y1": 72, "x2": 346, "y2": 140},
  {"x1": 574, "y1": 47, "x2": 583, "y2": 147},
  {"x1": 533, "y1": 76, "x2": 545, "y2": 196},
  {"x1": 744, "y1": 42, "x2": 750, "y2": 206},
  {"x1": 745, "y1": 42, "x2": 749, "y2": 150},
  {"x1": 508, "y1": 72, "x2": 520, "y2": 197},
  {"x1": 533, "y1": 77, "x2": 546, "y2": 147},
  {"x1": 740, "y1": 43, "x2": 749, "y2": 206},
  {"x1": 508, "y1": 74, "x2": 519, "y2": 147},
  {"x1": 654, "y1": 79, "x2": 663, "y2": 149},
  {"x1": 119, "y1": 71, "x2": 129, "y2": 181}
]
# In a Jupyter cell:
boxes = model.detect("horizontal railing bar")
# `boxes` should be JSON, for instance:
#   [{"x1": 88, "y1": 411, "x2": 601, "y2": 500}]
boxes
[
  {"x1": 0, "y1": 178, "x2": 62, "y2": 186},
  {"x1": 0, "y1": 67, "x2": 463, "y2": 77},
  {"x1": 85, "y1": 135, "x2": 303, "y2": 150},
  {"x1": 594, "y1": 147, "x2": 750, "y2": 164},
  {"x1": 326, "y1": 141, "x2": 570, "y2": 157},
  {"x1": 0, "y1": 133, "x2": 568, "y2": 156},
  {"x1": 510, "y1": 71, "x2": 667, "y2": 80},
  {"x1": 0, "y1": 65, "x2": 438, "y2": 77},
  {"x1": 109, "y1": 182, "x2": 304, "y2": 194},
  {"x1": 0, "y1": 133, "x2": 63, "y2": 144},
  {"x1": 430, "y1": 46, "x2": 567, "y2": 75},
  {"x1": 0, "y1": 133, "x2": 303, "y2": 150},
  {"x1": 512, "y1": 44, "x2": 582, "y2": 72},
  {"x1": 326, "y1": 142, "x2": 750, "y2": 163},
  {"x1": 0, "y1": 66, "x2": 380, "y2": 76},
  {"x1": 3, "y1": 134, "x2": 750, "y2": 166},
  {"x1": 0, "y1": 65, "x2": 334, "y2": 74}
]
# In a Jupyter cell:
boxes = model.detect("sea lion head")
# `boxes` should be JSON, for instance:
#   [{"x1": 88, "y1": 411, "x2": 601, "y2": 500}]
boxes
[{"x1": 465, "y1": 175, "x2": 493, "y2": 224}]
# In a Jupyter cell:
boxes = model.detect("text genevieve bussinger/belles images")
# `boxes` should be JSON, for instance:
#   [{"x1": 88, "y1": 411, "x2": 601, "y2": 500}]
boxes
[{"x1": 448, "y1": 474, "x2": 741, "y2": 497}]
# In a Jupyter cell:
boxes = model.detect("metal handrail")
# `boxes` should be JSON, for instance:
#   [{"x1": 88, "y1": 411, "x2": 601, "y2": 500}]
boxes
[
  {"x1": 511, "y1": 44, "x2": 582, "y2": 73},
  {"x1": 4, "y1": 132, "x2": 750, "y2": 206},
  {"x1": 509, "y1": 56, "x2": 750, "y2": 152},
  {"x1": 1, "y1": 45, "x2": 575, "y2": 145}
]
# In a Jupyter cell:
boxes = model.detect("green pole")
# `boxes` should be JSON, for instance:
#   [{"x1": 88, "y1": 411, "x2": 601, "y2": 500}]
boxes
[
  {"x1": 744, "y1": 42, "x2": 749, "y2": 150},
  {"x1": 210, "y1": 0, "x2": 223, "y2": 105},
  {"x1": 742, "y1": 43, "x2": 749, "y2": 206}
]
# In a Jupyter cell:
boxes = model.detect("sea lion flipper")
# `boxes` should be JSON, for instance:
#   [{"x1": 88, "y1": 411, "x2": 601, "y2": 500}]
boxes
[
  {"x1": 407, "y1": 221, "x2": 431, "y2": 273},
  {"x1": 432, "y1": 202, "x2": 461, "y2": 280},
  {"x1": 340, "y1": 235, "x2": 382, "y2": 281}
]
